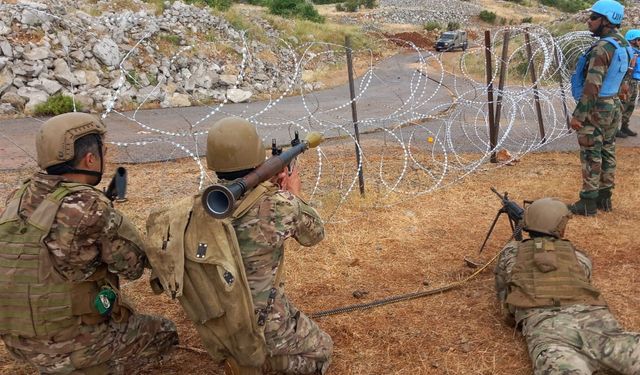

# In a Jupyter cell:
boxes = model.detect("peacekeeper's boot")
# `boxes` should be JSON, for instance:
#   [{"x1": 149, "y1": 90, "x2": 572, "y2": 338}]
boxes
[
  {"x1": 616, "y1": 129, "x2": 628, "y2": 138},
  {"x1": 621, "y1": 125, "x2": 638, "y2": 137},
  {"x1": 568, "y1": 198, "x2": 597, "y2": 216},
  {"x1": 596, "y1": 188, "x2": 613, "y2": 212},
  {"x1": 224, "y1": 357, "x2": 263, "y2": 375}
]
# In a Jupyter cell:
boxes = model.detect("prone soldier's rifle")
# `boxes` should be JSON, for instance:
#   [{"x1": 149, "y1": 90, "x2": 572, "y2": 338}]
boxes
[
  {"x1": 104, "y1": 167, "x2": 127, "y2": 202},
  {"x1": 478, "y1": 187, "x2": 526, "y2": 254},
  {"x1": 201, "y1": 131, "x2": 323, "y2": 219}
]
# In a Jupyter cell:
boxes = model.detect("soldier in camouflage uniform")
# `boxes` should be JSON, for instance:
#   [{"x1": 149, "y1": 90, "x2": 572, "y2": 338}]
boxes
[
  {"x1": 0, "y1": 113, "x2": 178, "y2": 374},
  {"x1": 569, "y1": 0, "x2": 630, "y2": 216},
  {"x1": 207, "y1": 117, "x2": 333, "y2": 374},
  {"x1": 495, "y1": 198, "x2": 640, "y2": 375},
  {"x1": 617, "y1": 29, "x2": 640, "y2": 138}
]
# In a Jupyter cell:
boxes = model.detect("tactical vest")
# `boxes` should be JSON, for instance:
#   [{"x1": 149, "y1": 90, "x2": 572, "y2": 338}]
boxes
[
  {"x1": 0, "y1": 182, "x2": 121, "y2": 338},
  {"x1": 146, "y1": 181, "x2": 280, "y2": 368},
  {"x1": 505, "y1": 238, "x2": 607, "y2": 309},
  {"x1": 571, "y1": 37, "x2": 633, "y2": 101}
]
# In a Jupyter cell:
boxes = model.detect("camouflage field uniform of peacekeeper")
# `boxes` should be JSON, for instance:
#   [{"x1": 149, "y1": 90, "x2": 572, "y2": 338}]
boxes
[
  {"x1": 0, "y1": 173, "x2": 178, "y2": 374},
  {"x1": 233, "y1": 188, "x2": 333, "y2": 374},
  {"x1": 495, "y1": 241, "x2": 640, "y2": 374},
  {"x1": 572, "y1": 31, "x2": 630, "y2": 201},
  {"x1": 620, "y1": 44, "x2": 639, "y2": 136}
]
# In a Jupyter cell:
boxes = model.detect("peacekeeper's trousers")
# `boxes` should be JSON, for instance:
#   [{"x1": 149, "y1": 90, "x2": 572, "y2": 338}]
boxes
[
  {"x1": 2, "y1": 313, "x2": 178, "y2": 374},
  {"x1": 576, "y1": 97, "x2": 621, "y2": 199},
  {"x1": 520, "y1": 305, "x2": 640, "y2": 375},
  {"x1": 621, "y1": 80, "x2": 639, "y2": 127},
  {"x1": 263, "y1": 292, "x2": 333, "y2": 374}
]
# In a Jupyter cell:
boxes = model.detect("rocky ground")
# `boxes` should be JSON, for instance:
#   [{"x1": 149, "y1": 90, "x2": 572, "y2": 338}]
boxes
[{"x1": 0, "y1": 0, "x2": 339, "y2": 116}]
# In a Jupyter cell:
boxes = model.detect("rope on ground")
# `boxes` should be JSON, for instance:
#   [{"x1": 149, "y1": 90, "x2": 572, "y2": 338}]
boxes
[{"x1": 310, "y1": 246, "x2": 504, "y2": 319}]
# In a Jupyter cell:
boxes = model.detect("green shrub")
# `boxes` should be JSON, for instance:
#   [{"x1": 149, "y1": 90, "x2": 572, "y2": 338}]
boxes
[
  {"x1": 446, "y1": 21, "x2": 460, "y2": 31},
  {"x1": 521, "y1": 16, "x2": 532, "y2": 23},
  {"x1": 362, "y1": 0, "x2": 376, "y2": 8},
  {"x1": 184, "y1": 0, "x2": 232, "y2": 11},
  {"x1": 539, "y1": 0, "x2": 591, "y2": 13},
  {"x1": 34, "y1": 95, "x2": 83, "y2": 116},
  {"x1": 312, "y1": 0, "x2": 343, "y2": 3},
  {"x1": 335, "y1": 3, "x2": 344, "y2": 11},
  {"x1": 424, "y1": 21, "x2": 441, "y2": 31},
  {"x1": 344, "y1": 0, "x2": 359, "y2": 12},
  {"x1": 269, "y1": 0, "x2": 325, "y2": 22},
  {"x1": 479, "y1": 10, "x2": 497, "y2": 23}
]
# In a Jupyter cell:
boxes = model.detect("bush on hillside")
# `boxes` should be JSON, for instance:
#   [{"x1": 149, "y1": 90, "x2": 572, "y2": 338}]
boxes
[
  {"x1": 479, "y1": 10, "x2": 497, "y2": 23},
  {"x1": 184, "y1": 0, "x2": 232, "y2": 11},
  {"x1": 34, "y1": 95, "x2": 83, "y2": 116},
  {"x1": 269, "y1": 0, "x2": 325, "y2": 22},
  {"x1": 424, "y1": 21, "x2": 441, "y2": 31},
  {"x1": 540, "y1": 0, "x2": 591, "y2": 13}
]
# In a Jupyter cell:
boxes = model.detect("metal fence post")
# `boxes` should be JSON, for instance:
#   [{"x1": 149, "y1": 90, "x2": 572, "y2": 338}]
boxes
[
  {"x1": 345, "y1": 35, "x2": 365, "y2": 196},
  {"x1": 484, "y1": 30, "x2": 497, "y2": 163},
  {"x1": 524, "y1": 31, "x2": 546, "y2": 143}
]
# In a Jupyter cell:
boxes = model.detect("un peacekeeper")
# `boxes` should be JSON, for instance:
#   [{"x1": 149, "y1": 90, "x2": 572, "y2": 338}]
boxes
[
  {"x1": 617, "y1": 29, "x2": 640, "y2": 138},
  {"x1": 494, "y1": 198, "x2": 640, "y2": 374},
  {"x1": 208, "y1": 117, "x2": 333, "y2": 374},
  {"x1": 0, "y1": 112, "x2": 178, "y2": 374},
  {"x1": 569, "y1": 0, "x2": 631, "y2": 216}
]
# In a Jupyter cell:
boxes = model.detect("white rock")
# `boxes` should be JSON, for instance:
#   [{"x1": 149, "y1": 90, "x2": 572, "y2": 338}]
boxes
[
  {"x1": 92, "y1": 38, "x2": 121, "y2": 67},
  {"x1": 17, "y1": 86, "x2": 49, "y2": 113},
  {"x1": 0, "y1": 66, "x2": 14, "y2": 94},
  {"x1": 226, "y1": 88, "x2": 252, "y2": 103},
  {"x1": 23, "y1": 47, "x2": 49, "y2": 61}
]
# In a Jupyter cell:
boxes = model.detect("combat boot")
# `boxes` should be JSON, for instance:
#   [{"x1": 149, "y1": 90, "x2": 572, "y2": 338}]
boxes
[
  {"x1": 224, "y1": 357, "x2": 262, "y2": 375},
  {"x1": 596, "y1": 189, "x2": 612, "y2": 212},
  {"x1": 616, "y1": 129, "x2": 628, "y2": 138},
  {"x1": 621, "y1": 126, "x2": 638, "y2": 137},
  {"x1": 568, "y1": 198, "x2": 597, "y2": 216}
]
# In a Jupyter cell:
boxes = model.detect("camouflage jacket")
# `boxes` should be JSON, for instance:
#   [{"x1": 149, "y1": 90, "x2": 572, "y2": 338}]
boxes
[
  {"x1": 494, "y1": 239, "x2": 601, "y2": 324},
  {"x1": 232, "y1": 189, "x2": 324, "y2": 311},
  {"x1": 573, "y1": 30, "x2": 630, "y2": 122},
  {"x1": 2, "y1": 173, "x2": 148, "y2": 282}
]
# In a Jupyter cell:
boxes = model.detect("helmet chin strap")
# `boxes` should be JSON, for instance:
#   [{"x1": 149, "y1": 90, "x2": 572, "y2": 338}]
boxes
[{"x1": 67, "y1": 169, "x2": 103, "y2": 185}]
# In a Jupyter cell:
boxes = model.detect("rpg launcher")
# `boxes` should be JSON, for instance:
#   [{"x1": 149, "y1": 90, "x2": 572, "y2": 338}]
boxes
[
  {"x1": 272, "y1": 130, "x2": 301, "y2": 176},
  {"x1": 104, "y1": 167, "x2": 127, "y2": 202},
  {"x1": 478, "y1": 187, "x2": 526, "y2": 254},
  {"x1": 202, "y1": 131, "x2": 323, "y2": 219}
]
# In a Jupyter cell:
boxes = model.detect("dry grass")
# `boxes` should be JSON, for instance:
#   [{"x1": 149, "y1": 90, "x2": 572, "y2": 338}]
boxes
[{"x1": 1, "y1": 144, "x2": 639, "y2": 375}]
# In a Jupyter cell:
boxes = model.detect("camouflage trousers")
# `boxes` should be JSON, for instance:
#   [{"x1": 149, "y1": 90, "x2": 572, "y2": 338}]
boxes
[
  {"x1": 520, "y1": 305, "x2": 640, "y2": 375},
  {"x1": 2, "y1": 313, "x2": 178, "y2": 374},
  {"x1": 263, "y1": 292, "x2": 333, "y2": 374},
  {"x1": 621, "y1": 80, "x2": 638, "y2": 128},
  {"x1": 576, "y1": 98, "x2": 620, "y2": 199}
]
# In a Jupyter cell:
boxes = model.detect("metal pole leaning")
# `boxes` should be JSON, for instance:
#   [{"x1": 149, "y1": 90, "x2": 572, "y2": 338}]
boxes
[
  {"x1": 484, "y1": 30, "x2": 497, "y2": 163},
  {"x1": 552, "y1": 43, "x2": 571, "y2": 129},
  {"x1": 494, "y1": 30, "x2": 510, "y2": 133},
  {"x1": 524, "y1": 31, "x2": 546, "y2": 143},
  {"x1": 345, "y1": 35, "x2": 365, "y2": 196}
]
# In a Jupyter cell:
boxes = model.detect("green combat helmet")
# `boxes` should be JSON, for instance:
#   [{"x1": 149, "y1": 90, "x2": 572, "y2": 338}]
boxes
[
  {"x1": 523, "y1": 198, "x2": 572, "y2": 238},
  {"x1": 35, "y1": 112, "x2": 107, "y2": 170},
  {"x1": 206, "y1": 117, "x2": 265, "y2": 173}
]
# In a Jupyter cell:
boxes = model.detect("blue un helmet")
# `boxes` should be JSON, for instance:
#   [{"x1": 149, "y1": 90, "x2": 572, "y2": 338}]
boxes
[
  {"x1": 625, "y1": 29, "x2": 640, "y2": 42},
  {"x1": 590, "y1": 0, "x2": 624, "y2": 25}
]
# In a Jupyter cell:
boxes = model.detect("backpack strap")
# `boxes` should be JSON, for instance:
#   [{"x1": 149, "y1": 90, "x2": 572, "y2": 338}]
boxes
[
  {"x1": 28, "y1": 183, "x2": 93, "y2": 232},
  {"x1": 231, "y1": 181, "x2": 279, "y2": 219}
]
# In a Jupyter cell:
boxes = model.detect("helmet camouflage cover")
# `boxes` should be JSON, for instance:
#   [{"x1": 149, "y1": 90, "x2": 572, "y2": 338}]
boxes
[
  {"x1": 523, "y1": 197, "x2": 572, "y2": 238},
  {"x1": 35, "y1": 112, "x2": 106, "y2": 169},
  {"x1": 206, "y1": 117, "x2": 265, "y2": 172}
]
